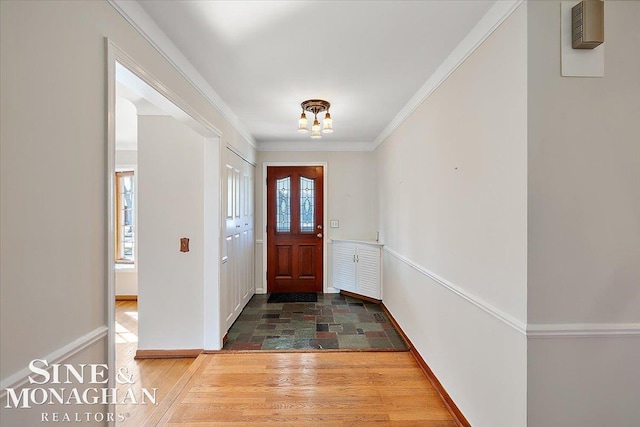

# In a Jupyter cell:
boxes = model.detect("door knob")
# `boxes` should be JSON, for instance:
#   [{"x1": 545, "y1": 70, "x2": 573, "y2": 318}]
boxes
[
  {"x1": 317, "y1": 224, "x2": 323, "y2": 229},
  {"x1": 317, "y1": 233, "x2": 323, "y2": 238}
]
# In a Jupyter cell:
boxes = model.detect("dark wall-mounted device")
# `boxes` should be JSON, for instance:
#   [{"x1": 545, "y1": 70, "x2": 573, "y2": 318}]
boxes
[{"x1": 572, "y1": 1, "x2": 604, "y2": 49}]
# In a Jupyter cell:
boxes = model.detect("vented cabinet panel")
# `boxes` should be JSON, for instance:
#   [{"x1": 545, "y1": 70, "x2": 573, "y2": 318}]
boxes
[
  {"x1": 357, "y1": 245, "x2": 381, "y2": 299},
  {"x1": 332, "y1": 243, "x2": 357, "y2": 292}
]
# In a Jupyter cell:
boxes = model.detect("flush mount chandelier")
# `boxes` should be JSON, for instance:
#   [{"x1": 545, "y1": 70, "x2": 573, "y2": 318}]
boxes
[{"x1": 297, "y1": 99, "x2": 333, "y2": 139}]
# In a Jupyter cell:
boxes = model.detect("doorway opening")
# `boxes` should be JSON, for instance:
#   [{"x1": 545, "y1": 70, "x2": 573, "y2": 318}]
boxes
[{"x1": 107, "y1": 40, "x2": 224, "y2": 419}]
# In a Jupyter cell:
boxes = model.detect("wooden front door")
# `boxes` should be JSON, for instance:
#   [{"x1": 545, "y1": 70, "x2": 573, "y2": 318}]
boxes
[{"x1": 267, "y1": 166, "x2": 323, "y2": 293}]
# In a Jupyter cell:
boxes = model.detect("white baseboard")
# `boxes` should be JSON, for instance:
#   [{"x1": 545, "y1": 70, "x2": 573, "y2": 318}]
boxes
[{"x1": 0, "y1": 325, "x2": 109, "y2": 397}]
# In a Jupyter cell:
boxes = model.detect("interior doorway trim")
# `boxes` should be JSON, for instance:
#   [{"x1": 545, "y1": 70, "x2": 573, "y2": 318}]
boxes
[
  {"x1": 261, "y1": 162, "x2": 330, "y2": 294},
  {"x1": 106, "y1": 39, "x2": 224, "y2": 403}
]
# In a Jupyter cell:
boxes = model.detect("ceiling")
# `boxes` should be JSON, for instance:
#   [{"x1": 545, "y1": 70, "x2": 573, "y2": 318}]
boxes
[{"x1": 135, "y1": 0, "x2": 497, "y2": 147}]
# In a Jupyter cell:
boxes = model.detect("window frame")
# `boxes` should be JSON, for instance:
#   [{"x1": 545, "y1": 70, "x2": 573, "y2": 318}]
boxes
[{"x1": 115, "y1": 170, "x2": 135, "y2": 264}]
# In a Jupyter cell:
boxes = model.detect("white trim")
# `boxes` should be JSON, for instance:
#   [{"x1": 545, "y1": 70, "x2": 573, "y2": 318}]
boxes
[
  {"x1": 372, "y1": 0, "x2": 523, "y2": 149},
  {"x1": 527, "y1": 323, "x2": 640, "y2": 338},
  {"x1": 257, "y1": 141, "x2": 375, "y2": 153},
  {"x1": 255, "y1": 240, "x2": 265, "y2": 294},
  {"x1": 203, "y1": 136, "x2": 223, "y2": 351},
  {"x1": 0, "y1": 326, "x2": 108, "y2": 397},
  {"x1": 107, "y1": 39, "x2": 225, "y2": 359},
  {"x1": 113, "y1": 52, "x2": 221, "y2": 139},
  {"x1": 330, "y1": 238, "x2": 384, "y2": 247},
  {"x1": 107, "y1": 0, "x2": 256, "y2": 150},
  {"x1": 105, "y1": 40, "x2": 118, "y2": 417},
  {"x1": 262, "y1": 162, "x2": 329, "y2": 294},
  {"x1": 227, "y1": 143, "x2": 257, "y2": 166},
  {"x1": 383, "y1": 246, "x2": 527, "y2": 335}
]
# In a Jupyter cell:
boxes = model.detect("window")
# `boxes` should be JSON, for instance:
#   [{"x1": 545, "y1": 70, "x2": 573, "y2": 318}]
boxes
[
  {"x1": 300, "y1": 176, "x2": 315, "y2": 232},
  {"x1": 115, "y1": 171, "x2": 135, "y2": 263},
  {"x1": 275, "y1": 176, "x2": 291, "y2": 232}
]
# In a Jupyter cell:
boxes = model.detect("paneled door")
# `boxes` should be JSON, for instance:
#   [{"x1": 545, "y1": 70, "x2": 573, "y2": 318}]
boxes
[
  {"x1": 267, "y1": 166, "x2": 323, "y2": 293},
  {"x1": 221, "y1": 148, "x2": 255, "y2": 330}
]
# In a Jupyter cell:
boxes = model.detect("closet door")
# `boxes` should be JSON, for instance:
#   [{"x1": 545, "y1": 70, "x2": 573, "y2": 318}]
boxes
[{"x1": 222, "y1": 148, "x2": 255, "y2": 330}]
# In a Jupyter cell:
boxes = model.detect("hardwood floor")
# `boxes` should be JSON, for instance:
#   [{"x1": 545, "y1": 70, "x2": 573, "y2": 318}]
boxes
[
  {"x1": 115, "y1": 301, "x2": 193, "y2": 426},
  {"x1": 117, "y1": 301, "x2": 457, "y2": 426},
  {"x1": 158, "y1": 352, "x2": 456, "y2": 426}
]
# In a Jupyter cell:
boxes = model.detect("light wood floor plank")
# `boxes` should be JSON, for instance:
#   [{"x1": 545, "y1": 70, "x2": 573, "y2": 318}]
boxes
[
  {"x1": 115, "y1": 301, "x2": 194, "y2": 426},
  {"x1": 158, "y1": 353, "x2": 455, "y2": 426}
]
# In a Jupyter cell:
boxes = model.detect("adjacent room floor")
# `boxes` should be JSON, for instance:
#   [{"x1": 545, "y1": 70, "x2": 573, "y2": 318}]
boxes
[
  {"x1": 157, "y1": 352, "x2": 456, "y2": 426},
  {"x1": 223, "y1": 293, "x2": 409, "y2": 351}
]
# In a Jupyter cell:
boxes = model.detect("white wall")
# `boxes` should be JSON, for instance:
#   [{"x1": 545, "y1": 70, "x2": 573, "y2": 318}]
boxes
[
  {"x1": 255, "y1": 150, "x2": 377, "y2": 292},
  {"x1": 526, "y1": 1, "x2": 640, "y2": 426},
  {"x1": 0, "y1": 1, "x2": 252, "y2": 421},
  {"x1": 374, "y1": 4, "x2": 528, "y2": 426},
  {"x1": 138, "y1": 115, "x2": 205, "y2": 350},
  {"x1": 116, "y1": 96, "x2": 138, "y2": 150},
  {"x1": 116, "y1": 149, "x2": 138, "y2": 165}
]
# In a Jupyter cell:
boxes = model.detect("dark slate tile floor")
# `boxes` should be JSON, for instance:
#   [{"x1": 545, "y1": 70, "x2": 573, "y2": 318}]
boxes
[{"x1": 223, "y1": 293, "x2": 409, "y2": 351}]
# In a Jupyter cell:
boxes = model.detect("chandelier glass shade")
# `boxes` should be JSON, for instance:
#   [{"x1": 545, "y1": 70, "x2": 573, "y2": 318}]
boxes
[{"x1": 297, "y1": 99, "x2": 333, "y2": 138}]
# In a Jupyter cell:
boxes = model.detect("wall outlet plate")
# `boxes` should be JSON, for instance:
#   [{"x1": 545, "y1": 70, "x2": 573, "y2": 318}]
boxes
[{"x1": 330, "y1": 220, "x2": 339, "y2": 228}]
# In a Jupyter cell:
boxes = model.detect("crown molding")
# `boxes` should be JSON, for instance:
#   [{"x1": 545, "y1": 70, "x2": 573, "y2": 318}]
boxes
[
  {"x1": 372, "y1": 0, "x2": 524, "y2": 149},
  {"x1": 257, "y1": 140, "x2": 375, "y2": 152},
  {"x1": 107, "y1": 0, "x2": 257, "y2": 150}
]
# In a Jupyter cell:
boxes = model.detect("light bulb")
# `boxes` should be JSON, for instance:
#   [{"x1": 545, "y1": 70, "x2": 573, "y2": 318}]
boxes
[
  {"x1": 322, "y1": 112, "x2": 333, "y2": 133},
  {"x1": 312, "y1": 116, "x2": 321, "y2": 133},
  {"x1": 311, "y1": 116, "x2": 322, "y2": 139},
  {"x1": 297, "y1": 112, "x2": 308, "y2": 133}
]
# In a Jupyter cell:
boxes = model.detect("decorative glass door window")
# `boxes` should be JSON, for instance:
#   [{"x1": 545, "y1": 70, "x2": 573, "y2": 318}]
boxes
[
  {"x1": 300, "y1": 177, "x2": 315, "y2": 232},
  {"x1": 276, "y1": 177, "x2": 291, "y2": 232}
]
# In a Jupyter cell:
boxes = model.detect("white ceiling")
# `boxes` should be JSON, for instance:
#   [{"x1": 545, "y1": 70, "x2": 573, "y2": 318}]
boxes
[{"x1": 135, "y1": 0, "x2": 497, "y2": 147}]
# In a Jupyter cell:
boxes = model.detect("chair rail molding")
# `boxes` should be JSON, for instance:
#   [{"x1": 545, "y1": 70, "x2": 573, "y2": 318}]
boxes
[
  {"x1": 0, "y1": 325, "x2": 109, "y2": 399},
  {"x1": 526, "y1": 323, "x2": 640, "y2": 338},
  {"x1": 384, "y1": 246, "x2": 640, "y2": 339},
  {"x1": 383, "y1": 246, "x2": 527, "y2": 335}
]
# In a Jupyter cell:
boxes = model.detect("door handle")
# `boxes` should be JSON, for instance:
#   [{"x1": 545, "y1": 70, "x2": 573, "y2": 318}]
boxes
[
  {"x1": 317, "y1": 233, "x2": 323, "y2": 238},
  {"x1": 317, "y1": 224, "x2": 323, "y2": 229}
]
